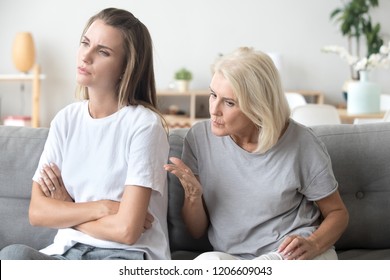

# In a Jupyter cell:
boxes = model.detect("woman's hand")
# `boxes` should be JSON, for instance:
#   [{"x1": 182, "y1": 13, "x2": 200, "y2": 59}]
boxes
[
  {"x1": 143, "y1": 212, "x2": 154, "y2": 232},
  {"x1": 277, "y1": 234, "x2": 319, "y2": 260},
  {"x1": 278, "y1": 191, "x2": 349, "y2": 260},
  {"x1": 165, "y1": 157, "x2": 208, "y2": 238},
  {"x1": 164, "y1": 157, "x2": 202, "y2": 201},
  {"x1": 39, "y1": 163, "x2": 73, "y2": 202}
]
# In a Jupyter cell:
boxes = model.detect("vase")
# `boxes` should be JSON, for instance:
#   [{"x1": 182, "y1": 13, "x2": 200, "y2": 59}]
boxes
[
  {"x1": 347, "y1": 70, "x2": 380, "y2": 114},
  {"x1": 342, "y1": 78, "x2": 359, "y2": 101},
  {"x1": 176, "y1": 80, "x2": 189, "y2": 93},
  {"x1": 12, "y1": 32, "x2": 36, "y2": 72}
]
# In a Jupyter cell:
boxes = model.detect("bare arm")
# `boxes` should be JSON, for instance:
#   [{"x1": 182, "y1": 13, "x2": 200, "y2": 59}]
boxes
[
  {"x1": 75, "y1": 185, "x2": 153, "y2": 245},
  {"x1": 278, "y1": 190, "x2": 349, "y2": 260},
  {"x1": 29, "y1": 163, "x2": 119, "y2": 229},
  {"x1": 29, "y1": 181, "x2": 118, "y2": 229},
  {"x1": 31, "y1": 163, "x2": 153, "y2": 244},
  {"x1": 164, "y1": 157, "x2": 209, "y2": 238}
]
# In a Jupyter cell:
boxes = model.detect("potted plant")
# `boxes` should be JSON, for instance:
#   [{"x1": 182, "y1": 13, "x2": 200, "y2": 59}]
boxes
[
  {"x1": 323, "y1": 0, "x2": 390, "y2": 114},
  {"x1": 174, "y1": 68, "x2": 192, "y2": 92},
  {"x1": 329, "y1": 0, "x2": 384, "y2": 80}
]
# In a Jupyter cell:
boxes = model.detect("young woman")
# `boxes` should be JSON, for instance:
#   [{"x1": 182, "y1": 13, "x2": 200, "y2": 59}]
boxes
[
  {"x1": 0, "y1": 8, "x2": 170, "y2": 260},
  {"x1": 165, "y1": 47, "x2": 349, "y2": 260}
]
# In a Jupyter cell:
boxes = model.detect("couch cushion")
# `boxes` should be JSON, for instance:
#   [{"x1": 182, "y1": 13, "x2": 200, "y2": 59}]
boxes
[
  {"x1": 0, "y1": 126, "x2": 48, "y2": 198},
  {"x1": 167, "y1": 128, "x2": 212, "y2": 254},
  {"x1": 312, "y1": 123, "x2": 390, "y2": 251},
  {"x1": 0, "y1": 126, "x2": 56, "y2": 250}
]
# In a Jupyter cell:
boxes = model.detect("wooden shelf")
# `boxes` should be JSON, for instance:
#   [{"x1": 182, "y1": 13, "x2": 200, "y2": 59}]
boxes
[
  {"x1": 157, "y1": 89, "x2": 209, "y2": 128},
  {"x1": 337, "y1": 108, "x2": 385, "y2": 124},
  {"x1": 288, "y1": 90, "x2": 324, "y2": 104},
  {"x1": 0, "y1": 64, "x2": 45, "y2": 127},
  {"x1": 0, "y1": 73, "x2": 46, "y2": 81}
]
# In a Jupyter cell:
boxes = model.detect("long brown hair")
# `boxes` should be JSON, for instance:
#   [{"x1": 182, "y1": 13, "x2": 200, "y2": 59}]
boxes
[{"x1": 76, "y1": 8, "x2": 161, "y2": 115}]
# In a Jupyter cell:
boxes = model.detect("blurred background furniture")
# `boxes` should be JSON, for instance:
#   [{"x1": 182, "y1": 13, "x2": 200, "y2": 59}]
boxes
[
  {"x1": 157, "y1": 89, "x2": 210, "y2": 128},
  {"x1": 338, "y1": 109, "x2": 385, "y2": 124},
  {"x1": 353, "y1": 109, "x2": 390, "y2": 124},
  {"x1": 380, "y1": 94, "x2": 390, "y2": 111},
  {"x1": 291, "y1": 104, "x2": 341, "y2": 126},
  {"x1": 348, "y1": 94, "x2": 390, "y2": 124},
  {"x1": 285, "y1": 92, "x2": 307, "y2": 110},
  {"x1": 0, "y1": 64, "x2": 44, "y2": 127},
  {"x1": 290, "y1": 90, "x2": 324, "y2": 104}
]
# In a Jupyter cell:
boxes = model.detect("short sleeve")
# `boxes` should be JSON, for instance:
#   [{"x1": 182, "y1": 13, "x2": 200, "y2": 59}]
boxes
[{"x1": 125, "y1": 122, "x2": 169, "y2": 195}]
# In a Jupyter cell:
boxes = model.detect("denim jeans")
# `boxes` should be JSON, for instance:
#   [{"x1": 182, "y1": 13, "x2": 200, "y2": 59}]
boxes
[{"x1": 0, "y1": 243, "x2": 145, "y2": 260}]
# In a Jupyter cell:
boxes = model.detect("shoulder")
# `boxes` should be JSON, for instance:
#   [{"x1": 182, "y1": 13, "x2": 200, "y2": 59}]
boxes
[
  {"x1": 122, "y1": 105, "x2": 167, "y2": 139},
  {"x1": 125, "y1": 104, "x2": 162, "y2": 125},
  {"x1": 287, "y1": 119, "x2": 325, "y2": 144},
  {"x1": 185, "y1": 120, "x2": 212, "y2": 145},
  {"x1": 187, "y1": 119, "x2": 210, "y2": 137},
  {"x1": 284, "y1": 119, "x2": 330, "y2": 158},
  {"x1": 184, "y1": 120, "x2": 227, "y2": 154},
  {"x1": 59, "y1": 100, "x2": 85, "y2": 113},
  {"x1": 50, "y1": 101, "x2": 86, "y2": 128}
]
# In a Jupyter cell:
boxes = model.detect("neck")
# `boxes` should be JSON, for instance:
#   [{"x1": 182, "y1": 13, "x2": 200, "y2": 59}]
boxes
[
  {"x1": 87, "y1": 89, "x2": 119, "y2": 119},
  {"x1": 230, "y1": 125, "x2": 259, "y2": 152}
]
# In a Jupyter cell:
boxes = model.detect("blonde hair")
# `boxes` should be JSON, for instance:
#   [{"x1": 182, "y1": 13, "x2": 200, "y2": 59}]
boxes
[{"x1": 212, "y1": 47, "x2": 290, "y2": 154}]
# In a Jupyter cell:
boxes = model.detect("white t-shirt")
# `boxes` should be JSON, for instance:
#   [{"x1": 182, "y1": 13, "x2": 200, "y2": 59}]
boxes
[
  {"x1": 182, "y1": 119, "x2": 337, "y2": 258},
  {"x1": 33, "y1": 101, "x2": 170, "y2": 259}
]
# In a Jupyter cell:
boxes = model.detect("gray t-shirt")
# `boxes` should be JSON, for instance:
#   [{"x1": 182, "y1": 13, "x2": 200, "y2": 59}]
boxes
[{"x1": 182, "y1": 119, "x2": 337, "y2": 258}]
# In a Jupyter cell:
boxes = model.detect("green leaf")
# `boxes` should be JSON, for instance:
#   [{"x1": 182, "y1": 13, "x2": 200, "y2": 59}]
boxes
[{"x1": 174, "y1": 68, "x2": 192, "y2": 80}]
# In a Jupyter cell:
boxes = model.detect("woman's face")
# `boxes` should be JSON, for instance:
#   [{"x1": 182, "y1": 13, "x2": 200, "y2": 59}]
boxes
[
  {"x1": 209, "y1": 72, "x2": 256, "y2": 139},
  {"x1": 77, "y1": 19, "x2": 125, "y2": 93}
]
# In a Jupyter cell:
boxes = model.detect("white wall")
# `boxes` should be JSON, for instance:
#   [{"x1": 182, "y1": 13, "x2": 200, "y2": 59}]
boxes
[{"x1": 1, "y1": 0, "x2": 389, "y2": 127}]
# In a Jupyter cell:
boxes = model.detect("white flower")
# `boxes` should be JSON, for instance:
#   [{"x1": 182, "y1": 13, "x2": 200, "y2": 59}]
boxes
[
  {"x1": 322, "y1": 41, "x2": 390, "y2": 72},
  {"x1": 380, "y1": 44, "x2": 390, "y2": 54}
]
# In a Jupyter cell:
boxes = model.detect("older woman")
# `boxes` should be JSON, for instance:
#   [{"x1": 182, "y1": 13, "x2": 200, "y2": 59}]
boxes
[{"x1": 165, "y1": 47, "x2": 349, "y2": 260}]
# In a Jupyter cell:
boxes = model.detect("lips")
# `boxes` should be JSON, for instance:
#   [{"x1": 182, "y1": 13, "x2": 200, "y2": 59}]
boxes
[
  {"x1": 77, "y1": 66, "x2": 90, "y2": 75},
  {"x1": 211, "y1": 118, "x2": 224, "y2": 126}
]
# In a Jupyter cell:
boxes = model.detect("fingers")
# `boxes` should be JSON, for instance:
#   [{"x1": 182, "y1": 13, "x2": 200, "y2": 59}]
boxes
[
  {"x1": 164, "y1": 157, "x2": 193, "y2": 178},
  {"x1": 40, "y1": 168, "x2": 56, "y2": 196},
  {"x1": 146, "y1": 212, "x2": 154, "y2": 223},
  {"x1": 277, "y1": 235, "x2": 295, "y2": 253},
  {"x1": 278, "y1": 235, "x2": 308, "y2": 260},
  {"x1": 39, "y1": 163, "x2": 61, "y2": 197},
  {"x1": 48, "y1": 162, "x2": 61, "y2": 177},
  {"x1": 164, "y1": 158, "x2": 202, "y2": 200},
  {"x1": 165, "y1": 157, "x2": 192, "y2": 174},
  {"x1": 168, "y1": 157, "x2": 186, "y2": 168},
  {"x1": 143, "y1": 212, "x2": 154, "y2": 232},
  {"x1": 38, "y1": 177, "x2": 51, "y2": 197},
  {"x1": 49, "y1": 163, "x2": 66, "y2": 190}
]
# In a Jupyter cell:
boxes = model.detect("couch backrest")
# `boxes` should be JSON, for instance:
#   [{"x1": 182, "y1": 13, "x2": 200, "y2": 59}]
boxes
[
  {"x1": 312, "y1": 122, "x2": 390, "y2": 250},
  {"x1": 167, "y1": 128, "x2": 212, "y2": 253},
  {"x1": 2, "y1": 123, "x2": 390, "y2": 253},
  {"x1": 0, "y1": 126, "x2": 56, "y2": 250}
]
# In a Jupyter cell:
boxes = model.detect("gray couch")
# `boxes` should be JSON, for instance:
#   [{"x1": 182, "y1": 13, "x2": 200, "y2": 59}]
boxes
[{"x1": 1, "y1": 123, "x2": 390, "y2": 259}]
